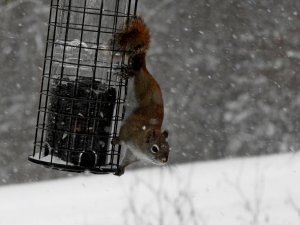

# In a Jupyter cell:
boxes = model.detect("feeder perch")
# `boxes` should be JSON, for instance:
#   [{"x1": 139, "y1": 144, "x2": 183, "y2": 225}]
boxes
[{"x1": 28, "y1": 0, "x2": 139, "y2": 174}]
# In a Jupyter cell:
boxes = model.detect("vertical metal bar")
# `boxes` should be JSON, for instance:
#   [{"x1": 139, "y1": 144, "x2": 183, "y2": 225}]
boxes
[
  {"x1": 93, "y1": 0, "x2": 104, "y2": 81},
  {"x1": 59, "y1": 1, "x2": 72, "y2": 86},
  {"x1": 74, "y1": 0, "x2": 87, "y2": 92},
  {"x1": 107, "y1": 0, "x2": 120, "y2": 88},
  {"x1": 114, "y1": 0, "x2": 132, "y2": 166},
  {"x1": 66, "y1": 0, "x2": 87, "y2": 162},
  {"x1": 54, "y1": 0, "x2": 72, "y2": 165},
  {"x1": 77, "y1": 0, "x2": 88, "y2": 156},
  {"x1": 108, "y1": 0, "x2": 122, "y2": 169},
  {"x1": 38, "y1": 0, "x2": 60, "y2": 159},
  {"x1": 127, "y1": 0, "x2": 132, "y2": 19},
  {"x1": 113, "y1": 87, "x2": 124, "y2": 167},
  {"x1": 134, "y1": 0, "x2": 138, "y2": 16},
  {"x1": 88, "y1": 0, "x2": 104, "y2": 159},
  {"x1": 33, "y1": 0, "x2": 55, "y2": 156}
]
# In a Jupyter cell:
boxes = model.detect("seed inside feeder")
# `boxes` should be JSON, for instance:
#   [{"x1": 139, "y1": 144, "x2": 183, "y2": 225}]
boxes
[{"x1": 44, "y1": 76, "x2": 116, "y2": 168}]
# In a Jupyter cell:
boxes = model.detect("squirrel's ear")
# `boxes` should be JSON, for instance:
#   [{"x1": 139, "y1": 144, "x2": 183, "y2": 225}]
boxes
[{"x1": 162, "y1": 130, "x2": 168, "y2": 138}]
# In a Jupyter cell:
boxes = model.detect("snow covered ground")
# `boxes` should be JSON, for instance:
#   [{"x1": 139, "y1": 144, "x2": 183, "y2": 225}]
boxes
[{"x1": 0, "y1": 153, "x2": 300, "y2": 225}]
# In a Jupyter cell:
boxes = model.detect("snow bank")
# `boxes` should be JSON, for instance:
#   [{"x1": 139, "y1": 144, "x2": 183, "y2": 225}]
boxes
[{"x1": 0, "y1": 153, "x2": 300, "y2": 225}]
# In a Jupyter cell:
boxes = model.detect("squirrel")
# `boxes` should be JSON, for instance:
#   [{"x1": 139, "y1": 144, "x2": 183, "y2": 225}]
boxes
[{"x1": 111, "y1": 17, "x2": 170, "y2": 176}]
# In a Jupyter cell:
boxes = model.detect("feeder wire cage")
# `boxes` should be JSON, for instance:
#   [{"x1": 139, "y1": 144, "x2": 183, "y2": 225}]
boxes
[{"x1": 29, "y1": 0, "x2": 139, "y2": 174}]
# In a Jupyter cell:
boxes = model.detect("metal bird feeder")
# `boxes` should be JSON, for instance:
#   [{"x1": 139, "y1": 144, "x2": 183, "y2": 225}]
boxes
[{"x1": 28, "y1": 0, "x2": 138, "y2": 174}]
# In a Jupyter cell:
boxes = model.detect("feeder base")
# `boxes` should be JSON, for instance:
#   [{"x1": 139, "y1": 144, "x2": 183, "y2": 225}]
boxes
[{"x1": 28, "y1": 155, "x2": 118, "y2": 174}]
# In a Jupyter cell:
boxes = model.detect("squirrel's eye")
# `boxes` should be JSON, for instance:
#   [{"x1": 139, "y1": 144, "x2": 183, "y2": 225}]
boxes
[{"x1": 151, "y1": 145, "x2": 159, "y2": 153}]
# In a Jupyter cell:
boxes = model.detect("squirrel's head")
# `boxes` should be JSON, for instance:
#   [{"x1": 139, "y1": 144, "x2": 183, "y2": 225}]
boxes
[{"x1": 143, "y1": 128, "x2": 169, "y2": 165}]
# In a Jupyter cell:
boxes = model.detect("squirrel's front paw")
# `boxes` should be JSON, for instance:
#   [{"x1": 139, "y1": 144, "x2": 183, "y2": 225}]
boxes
[
  {"x1": 114, "y1": 65, "x2": 134, "y2": 80},
  {"x1": 114, "y1": 166, "x2": 125, "y2": 176},
  {"x1": 111, "y1": 137, "x2": 120, "y2": 146}
]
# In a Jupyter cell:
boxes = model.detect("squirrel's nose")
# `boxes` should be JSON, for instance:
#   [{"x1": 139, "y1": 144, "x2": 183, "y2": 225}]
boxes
[{"x1": 161, "y1": 157, "x2": 168, "y2": 163}]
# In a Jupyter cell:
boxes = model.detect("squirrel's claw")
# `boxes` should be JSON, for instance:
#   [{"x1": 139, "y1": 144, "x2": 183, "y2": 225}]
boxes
[
  {"x1": 114, "y1": 166, "x2": 125, "y2": 176},
  {"x1": 114, "y1": 65, "x2": 134, "y2": 80},
  {"x1": 111, "y1": 137, "x2": 121, "y2": 145}
]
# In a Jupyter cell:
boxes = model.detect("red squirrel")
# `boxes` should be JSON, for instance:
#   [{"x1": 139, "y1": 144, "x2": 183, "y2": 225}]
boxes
[{"x1": 112, "y1": 17, "x2": 170, "y2": 176}]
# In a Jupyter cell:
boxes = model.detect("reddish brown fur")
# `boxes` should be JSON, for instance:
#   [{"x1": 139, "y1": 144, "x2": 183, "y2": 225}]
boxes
[
  {"x1": 115, "y1": 17, "x2": 150, "y2": 54},
  {"x1": 119, "y1": 66, "x2": 164, "y2": 143},
  {"x1": 112, "y1": 17, "x2": 169, "y2": 176},
  {"x1": 114, "y1": 17, "x2": 164, "y2": 140}
]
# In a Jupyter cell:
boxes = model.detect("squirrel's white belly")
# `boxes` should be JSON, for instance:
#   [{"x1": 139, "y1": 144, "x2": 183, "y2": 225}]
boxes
[{"x1": 121, "y1": 141, "x2": 152, "y2": 162}]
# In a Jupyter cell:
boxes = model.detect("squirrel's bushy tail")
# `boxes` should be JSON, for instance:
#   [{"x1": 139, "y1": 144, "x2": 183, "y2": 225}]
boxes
[{"x1": 113, "y1": 17, "x2": 150, "y2": 56}]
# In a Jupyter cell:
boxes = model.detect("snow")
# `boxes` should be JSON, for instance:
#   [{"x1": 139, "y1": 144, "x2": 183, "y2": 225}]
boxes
[
  {"x1": 0, "y1": 153, "x2": 300, "y2": 225},
  {"x1": 30, "y1": 154, "x2": 74, "y2": 165}
]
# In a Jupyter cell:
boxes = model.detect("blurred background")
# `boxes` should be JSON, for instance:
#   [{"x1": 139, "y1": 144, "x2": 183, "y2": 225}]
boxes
[{"x1": 1, "y1": 0, "x2": 300, "y2": 185}]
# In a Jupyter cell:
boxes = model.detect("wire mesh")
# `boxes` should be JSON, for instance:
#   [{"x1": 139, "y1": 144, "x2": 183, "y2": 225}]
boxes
[{"x1": 29, "y1": 0, "x2": 138, "y2": 174}]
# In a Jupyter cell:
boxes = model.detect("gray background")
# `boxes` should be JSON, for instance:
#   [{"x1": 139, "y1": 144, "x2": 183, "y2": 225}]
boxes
[{"x1": 0, "y1": 0, "x2": 299, "y2": 185}]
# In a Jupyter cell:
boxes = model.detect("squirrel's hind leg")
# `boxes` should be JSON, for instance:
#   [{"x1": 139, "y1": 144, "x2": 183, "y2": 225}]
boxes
[{"x1": 114, "y1": 148, "x2": 140, "y2": 176}]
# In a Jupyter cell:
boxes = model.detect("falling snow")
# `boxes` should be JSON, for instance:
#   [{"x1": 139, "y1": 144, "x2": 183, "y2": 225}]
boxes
[{"x1": 0, "y1": 1, "x2": 300, "y2": 223}]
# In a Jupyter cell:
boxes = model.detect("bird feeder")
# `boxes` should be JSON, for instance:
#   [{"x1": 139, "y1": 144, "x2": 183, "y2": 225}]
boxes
[{"x1": 28, "y1": 0, "x2": 139, "y2": 174}]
